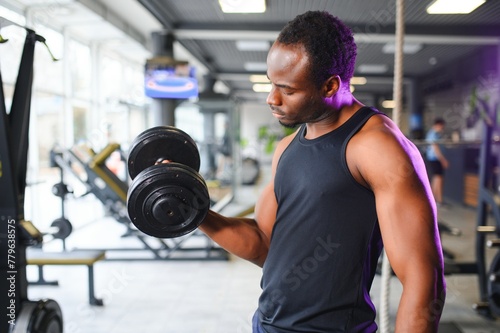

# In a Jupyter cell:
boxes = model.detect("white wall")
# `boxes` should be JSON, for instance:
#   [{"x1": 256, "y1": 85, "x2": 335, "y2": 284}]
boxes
[{"x1": 239, "y1": 101, "x2": 276, "y2": 164}]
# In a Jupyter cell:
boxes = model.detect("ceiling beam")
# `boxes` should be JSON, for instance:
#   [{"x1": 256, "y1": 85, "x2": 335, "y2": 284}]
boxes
[
  {"x1": 77, "y1": 0, "x2": 146, "y2": 47},
  {"x1": 173, "y1": 22, "x2": 500, "y2": 45},
  {"x1": 175, "y1": 29, "x2": 500, "y2": 45},
  {"x1": 137, "y1": 0, "x2": 176, "y2": 30}
]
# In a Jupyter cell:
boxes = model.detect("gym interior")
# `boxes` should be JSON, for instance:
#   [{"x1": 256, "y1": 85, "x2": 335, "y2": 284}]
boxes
[{"x1": 1, "y1": 0, "x2": 500, "y2": 332}]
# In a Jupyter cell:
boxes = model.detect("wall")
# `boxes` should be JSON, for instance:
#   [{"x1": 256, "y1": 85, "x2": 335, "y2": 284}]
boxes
[
  {"x1": 421, "y1": 45, "x2": 499, "y2": 140},
  {"x1": 240, "y1": 101, "x2": 276, "y2": 164}
]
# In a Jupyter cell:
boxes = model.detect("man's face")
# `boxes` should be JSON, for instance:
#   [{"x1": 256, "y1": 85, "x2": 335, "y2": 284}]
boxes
[
  {"x1": 435, "y1": 123, "x2": 445, "y2": 132},
  {"x1": 266, "y1": 42, "x2": 328, "y2": 128}
]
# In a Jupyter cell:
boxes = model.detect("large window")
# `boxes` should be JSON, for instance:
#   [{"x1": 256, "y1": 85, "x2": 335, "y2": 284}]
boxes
[
  {"x1": 101, "y1": 55, "x2": 123, "y2": 103},
  {"x1": 1, "y1": 4, "x2": 149, "y2": 172},
  {"x1": 68, "y1": 39, "x2": 91, "y2": 100},
  {"x1": 0, "y1": 25, "x2": 25, "y2": 87},
  {"x1": 33, "y1": 26, "x2": 64, "y2": 94},
  {"x1": 33, "y1": 92, "x2": 64, "y2": 167}
]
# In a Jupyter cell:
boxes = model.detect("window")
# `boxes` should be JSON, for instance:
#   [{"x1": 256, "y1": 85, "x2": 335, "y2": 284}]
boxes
[{"x1": 68, "y1": 39, "x2": 91, "y2": 100}]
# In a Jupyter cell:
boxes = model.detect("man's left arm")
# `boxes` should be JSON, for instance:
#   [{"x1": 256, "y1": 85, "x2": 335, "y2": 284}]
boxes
[{"x1": 356, "y1": 120, "x2": 446, "y2": 332}]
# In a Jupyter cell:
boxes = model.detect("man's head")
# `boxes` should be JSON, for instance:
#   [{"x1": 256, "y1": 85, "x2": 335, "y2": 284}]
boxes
[
  {"x1": 276, "y1": 11, "x2": 357, "y2": 88},
  {"x1": 266, "y1": 11, "x2": 358, "y2": 128},
  {"x1": 433, "y1": 118, "x2": 445, "y2": 132}
]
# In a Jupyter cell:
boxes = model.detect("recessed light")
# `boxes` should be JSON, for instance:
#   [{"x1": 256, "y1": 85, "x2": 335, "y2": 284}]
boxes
[
  {"x1": 249, "y1": 74, "x2": 269, "y2": 83},
  {"x1": 357, "y1": 64, "x2": 388, "y2": 74},
  {"x1": 427, "y1": 0, "x2": 486, "y2": 14},
  {"x1": 219, "y1": 0, "x2": 266, "y2": 13},
  {"x1": 382, "y1": 100, "x2": 396, "y2": 109},
  {"x1": 382, "y1": 43, "x2": 423, "y2": 54},
  {"x1": 253, "y1": 83, "x2": 272, "y2": 93},
  {"x1": 236, "y1": 40, "x2": 270, "y2": 51},
  {"x1": 244, "y1": 62, "x2": 268, "y2": 71},
  {"x1": 350, "y1": 77, "x2": 367, "y2": 85}
]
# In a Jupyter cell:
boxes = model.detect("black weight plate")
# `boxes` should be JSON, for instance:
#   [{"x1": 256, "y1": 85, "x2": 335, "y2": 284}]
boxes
[
  {"x1": 51, "y1": 218, "x2": 73, "y2": 240},
  {"x1": 488, "y1": 251, "x2": 500, "y2": 317},
  {"x1": 128, "y1": 126, "x2": 200, "y2": 180},
  {"x1": 11, "y1": 299, "x2": 63, "y2": 333},
  {"x1": 127, "y1": 163, "x2": 210, "y2": 238}
]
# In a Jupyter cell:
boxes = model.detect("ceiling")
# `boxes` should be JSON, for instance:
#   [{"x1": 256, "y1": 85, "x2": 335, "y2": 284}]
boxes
[{"x1": 2, "y1": 0, "x2": 500, "y2": 103}]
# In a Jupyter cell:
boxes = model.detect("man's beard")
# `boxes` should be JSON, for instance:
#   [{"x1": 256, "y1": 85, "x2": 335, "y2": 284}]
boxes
[{"x1": 278, "y1": 120, "x2": 301, "y2": 129}]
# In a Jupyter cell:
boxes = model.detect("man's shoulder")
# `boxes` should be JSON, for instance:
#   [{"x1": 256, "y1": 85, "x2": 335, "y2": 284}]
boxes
[{"x1": 351, "y1": 114, "x2": 414, "y2": 157}]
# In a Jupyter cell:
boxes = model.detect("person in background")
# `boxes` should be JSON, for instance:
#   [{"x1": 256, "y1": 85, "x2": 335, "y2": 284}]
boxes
[{"x1": 426, "y1": 118, "x2": 449, "y2": 208}]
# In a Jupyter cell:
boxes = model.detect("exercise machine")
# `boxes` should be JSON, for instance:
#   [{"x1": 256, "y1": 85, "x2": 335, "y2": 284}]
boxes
[
  {"x1": 439, "y1": 98, "x2": 500, "y2": 319},
  {"x1": 0, "y1": 20, "x2": 63, "y2": 333},
  {"x1": 50, "y1": 142, "x2": 229, "y2": 261}
]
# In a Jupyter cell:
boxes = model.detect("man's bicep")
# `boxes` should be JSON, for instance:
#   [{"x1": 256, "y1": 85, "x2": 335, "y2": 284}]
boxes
[
  {"x1": 369, "y1": 146, "x2": 441, "y2": 279},
  {"x1": 375, "y1": 183, "x2": 440, "y2": 276}
]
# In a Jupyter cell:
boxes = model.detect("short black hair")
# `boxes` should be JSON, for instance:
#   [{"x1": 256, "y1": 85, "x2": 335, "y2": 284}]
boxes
[
  {"x1": 434, "y1": 118, "x2": 445, "y2": 125},
  {"x1": 277, "y1": 11, "x2": 357, "y2": 88}
]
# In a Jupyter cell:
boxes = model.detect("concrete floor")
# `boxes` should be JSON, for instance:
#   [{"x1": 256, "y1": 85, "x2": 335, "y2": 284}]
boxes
[{"x1": 23, "y1": 168, "x2": 500, "y2": 332}]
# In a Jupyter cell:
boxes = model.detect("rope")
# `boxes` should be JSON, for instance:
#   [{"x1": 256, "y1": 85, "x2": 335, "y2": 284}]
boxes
[{"x1": 379, "y1": 0, "x2": 405, "y2": 332}]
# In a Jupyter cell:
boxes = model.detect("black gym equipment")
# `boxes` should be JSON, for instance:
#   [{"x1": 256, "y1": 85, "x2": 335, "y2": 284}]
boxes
[
  {"x1": 0, "y1": 22, "x2": 63, "y2": 333},
  {"x1": 436, "y1": 99, "x2": 500, "y2": 319},
  {"x1": 9, "y1": 299, "x2": 63, "y2": 333},
  {"x1": 241, "y1": 157, "x2": 260, "y2": 185},
  {"x1": 472, "y1": 104, "x2": 500, "y2": 318},
  {"x1": 49, "y1": 140, "x2": 227, "y2": 260},
  {"x1": 45, "y1": 154, "x2": 74, "y2": 250},
  {"x1": 127, "y1": 126, "x2": 201, "y2": 179},
  {"x1": 127, "y1": 126, "x2": 211, "y2": 239}
]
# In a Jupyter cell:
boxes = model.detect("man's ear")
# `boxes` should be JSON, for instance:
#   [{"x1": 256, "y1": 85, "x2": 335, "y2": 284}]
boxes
[{"x1": 324, "y1": 75, "x2": 341, "y2": 97}]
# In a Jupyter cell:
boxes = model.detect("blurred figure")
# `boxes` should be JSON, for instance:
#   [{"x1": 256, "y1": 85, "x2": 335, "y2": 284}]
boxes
[
  {"x1": 216, "y1": 122, "x2": 233, "y2": 184},
  {"x1": 426, "y1": 117, "x2": 449, "y2": 208}
]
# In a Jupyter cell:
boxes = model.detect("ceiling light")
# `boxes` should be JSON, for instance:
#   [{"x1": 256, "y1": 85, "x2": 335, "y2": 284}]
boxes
[
  {"x1": 350, "y1": 77, "x2": 367, "y2": 85},
  {"x1": 357, "y1": 64, "x2": 388, "y2": 74},
  {"x1": 236, "y1": 40, "x2": 270, "y2": 51},
  {"x1": 253, "y1": 83, "x2": 272, "y2": 93},
  {"x1": 427, "y1": 0, "x2": 486, "y2": 14},
  {"x1": 382, "y1": 100, "x2": 396, "y2": 109},
  {"x1": 219, "y1": 0, "x2": 266, "y2": 13},
  {"x1": 382, "y1": 42, "x2": 423, "y2": 54},
  {"x1": 249, "y1": 74, "x2": 269, "y2": 83},
  {"x1": 244, "y1": 62, "x2": 268, "y2": 71}
]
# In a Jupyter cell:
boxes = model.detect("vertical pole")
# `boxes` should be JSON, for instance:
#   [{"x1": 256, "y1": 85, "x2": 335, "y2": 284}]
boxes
[
  {"x1": 150, "y1": 31, "x2": 177, "y2": 127},
  {"x1": 392, "y1": 0, "x2": 405, "y2": 129},
  {"x1": 202, "y1": 112, "x2": 216, "y2": 178},
  {"x1": 380, "y1": 0, "x2": 405, "y2": 332}
]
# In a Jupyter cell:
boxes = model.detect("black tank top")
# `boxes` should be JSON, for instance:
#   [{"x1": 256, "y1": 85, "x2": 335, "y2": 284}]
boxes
[{"x1": 258, "y1": 107, "x2": 383, "y2": 332}]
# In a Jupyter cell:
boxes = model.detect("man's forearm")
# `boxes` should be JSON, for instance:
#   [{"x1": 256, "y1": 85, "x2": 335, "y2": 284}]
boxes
[
  {"x1": 199, "y1": 210, "x2": 269, "y2": 266},
  {"x1": 395, "y1": 282, "x2": 446, "y2": 332}
]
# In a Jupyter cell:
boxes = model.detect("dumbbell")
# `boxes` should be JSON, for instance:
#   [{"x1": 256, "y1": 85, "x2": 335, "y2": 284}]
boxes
[{"x1": 126, "y1": 126, "x2": 210, "y2": 238}]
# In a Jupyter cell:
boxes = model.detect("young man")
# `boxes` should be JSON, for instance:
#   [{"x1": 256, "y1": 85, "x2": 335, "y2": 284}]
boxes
[
  {"x1": 426, "y1": 118, "x2": 449, "y2": 208},
  {"x1": 199, "y1": 11, "x2": 445, "y2": 332}
]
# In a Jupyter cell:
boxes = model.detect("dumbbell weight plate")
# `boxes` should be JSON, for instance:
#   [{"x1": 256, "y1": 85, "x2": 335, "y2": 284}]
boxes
[
  {"x1": 127, "y1": 163, "x2": 210, "y2": 238},
  {"x1": 128, "y1": 126, "x2": 200, "y2": 180},
  {"x1": 51, "y1": 218, "x2": 73, "y2": 240},
  {"x1": 488, "y1": 251, "x2": 500, "y2": 317},
  {"x1": 10, "y1": 299, "x2": 63, "y2": 333}
]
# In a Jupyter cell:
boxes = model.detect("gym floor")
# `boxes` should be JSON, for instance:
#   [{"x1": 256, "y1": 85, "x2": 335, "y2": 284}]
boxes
[{"x1": 25, "y1": 168, "x2": 500, "y2": 333}]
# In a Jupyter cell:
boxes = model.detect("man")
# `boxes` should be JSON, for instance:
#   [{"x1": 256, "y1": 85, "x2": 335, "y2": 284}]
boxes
[
  {"x1": 426, "y1": 118, "x2": 449, "y2": 208},
  {"x1": 199, "y1": 11, "x2": 445, "y2": 332}
]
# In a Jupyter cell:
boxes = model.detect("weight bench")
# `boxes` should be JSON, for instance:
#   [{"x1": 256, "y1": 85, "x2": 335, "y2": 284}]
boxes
[{"x1": 27, "y1": 249, "x2": 106, "y2": 306}]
